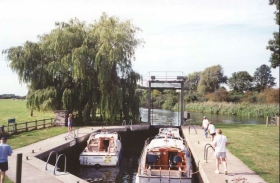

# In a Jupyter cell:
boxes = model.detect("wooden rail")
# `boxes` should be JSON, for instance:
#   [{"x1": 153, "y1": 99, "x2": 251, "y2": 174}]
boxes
[
  {"x1": 266, "y1": 116, "x2": 279, "y2": 126},
  {"x1": 1, "y1": 118, "x2": 54, "y2": 134}
]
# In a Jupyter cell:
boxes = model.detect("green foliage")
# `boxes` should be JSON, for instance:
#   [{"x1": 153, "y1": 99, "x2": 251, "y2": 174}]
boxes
[
  {"x1": 228, "y1": 71, "x2": 253, "y2": 92},
  {"x1": 206, "y1": 88, "x2": 229, "y2": 102},
  {"x1": 253, "y1": 64, "x2": 276, "y2": 92},
  {"x1": 2, "y1": 14, "x2": 143, "y2": 124},
  {"x1": 184, "y1": 71, "x2": 201, "y2": 91},
  {"x1": 241, "y1": 91, "x2": 258, "y2": 103},
  {"x1": 197, "y1": 65, "x2": 227, "y2": 94},
  {"x1": 267, "y1": 0, "x2": 280, "y2": 68},
  {"x1": 186, "y1": 101, "x2": 279, "y2": 117}
]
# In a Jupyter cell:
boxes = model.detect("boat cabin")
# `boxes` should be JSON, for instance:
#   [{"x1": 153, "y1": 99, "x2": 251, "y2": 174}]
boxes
[
  {"x1": 146, "y1": 148, "x2": 187, "y2": 171},
  {"x1": 86, "y1": 135, "x2": 117, "y2": 153}
]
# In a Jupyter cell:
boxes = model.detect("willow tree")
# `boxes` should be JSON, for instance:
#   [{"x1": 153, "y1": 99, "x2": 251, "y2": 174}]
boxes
[
  {"x1": 197, "y1": 65, "x2": 228, "y2": 95},
  {"x1": 2, "y1": 13, "x2": 143, "y2": 124}
]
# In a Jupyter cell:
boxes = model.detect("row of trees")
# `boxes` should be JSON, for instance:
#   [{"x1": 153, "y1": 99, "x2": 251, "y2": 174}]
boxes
[
  {"x1": 184, "y1": 64, "x2": 276, "y2": 95},
  {"x1": 2, "y1": 13, "x2": 143, "y2": 124},
  {"x1": 138, "y1": 64, "x2": 278, "y2": 110}
]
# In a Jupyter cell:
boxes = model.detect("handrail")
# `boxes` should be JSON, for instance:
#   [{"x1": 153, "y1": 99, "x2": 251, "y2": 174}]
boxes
[
  {"x1": 204, "y1": 143, "x2": 214, "y2": 163},
  {"x1": 184, "y1": 119, "x2": 197, "y2": 134},
  {"x1": 54, "y1": 154, "x2": 67, "y2": 175},
  {"x1": 45, "y1": 151, "x2": 58, "y2": 170},
  {"x1": 138, "y1": 163, "x2": 192, "y2": 177}
]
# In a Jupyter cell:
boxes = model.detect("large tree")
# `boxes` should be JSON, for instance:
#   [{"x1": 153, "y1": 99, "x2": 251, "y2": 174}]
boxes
[
  {"x1": 2, "y1": 14, "x2": 143, "y2": 124},
  {"x1": 197, "y1": 65, "x2": 227, "y2": 94},
  {"x1": 228, "y1": 71, "x2": 253, "y2": 93},
  {"x1": 185, "y1": 71, "x2": 201, "y2": 92},
  {"x1": 267, "y1": 0, "x2": 280, "y2": 68},
  {"x1": 253, "y1": 64, "x2": 276, "y2": 92}
]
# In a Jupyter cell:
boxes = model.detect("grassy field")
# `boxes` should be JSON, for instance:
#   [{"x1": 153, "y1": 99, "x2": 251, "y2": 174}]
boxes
[
  {"x1": 0, "y1": 99, "x2": 54, "y2": 126},
  {"x1": 1, "y1": 99, "x2": 279, "y2": 183}
]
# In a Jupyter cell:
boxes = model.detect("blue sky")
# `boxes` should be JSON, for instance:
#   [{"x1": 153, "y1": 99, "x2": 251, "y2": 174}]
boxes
[{"x1": 0, "y1": 0, "x2": 279, "y2": 96}]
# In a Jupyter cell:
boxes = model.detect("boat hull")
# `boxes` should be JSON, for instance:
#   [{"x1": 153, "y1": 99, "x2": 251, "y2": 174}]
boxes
[
  {"x1": 136, "y1": 174, "x2": 192, "y2": 183},
  {"x1": 79, "y1": 154, "x2": 119, "y2": 166}
]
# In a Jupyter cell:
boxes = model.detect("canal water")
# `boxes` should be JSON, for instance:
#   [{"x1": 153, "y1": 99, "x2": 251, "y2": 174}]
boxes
[
  {"x1": 140, "y1": 108, "x2": 267, "y2": 125},
  {"x1": 49, "y1": 109, "x2": 265, "y2": 183}
]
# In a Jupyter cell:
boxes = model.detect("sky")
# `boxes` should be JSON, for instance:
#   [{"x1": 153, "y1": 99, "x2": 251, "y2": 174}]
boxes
[{"x1": 0, "y1": 0, "x2": 279, "y2": 96}]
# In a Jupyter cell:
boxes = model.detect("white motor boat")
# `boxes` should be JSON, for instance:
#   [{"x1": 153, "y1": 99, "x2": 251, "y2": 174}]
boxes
[
  {"x1": 79, "y1": 130, "x2": 122, "y2": 167},
  {"x1": 136, "y1": 127, "x2": 192, "y2": 183}
]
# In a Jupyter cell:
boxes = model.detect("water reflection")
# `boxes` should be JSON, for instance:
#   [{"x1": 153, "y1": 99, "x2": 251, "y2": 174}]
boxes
[
  {"x1": 140, "y1": 108, "x2": 266, "y2": 124},
  {"x1": 78, "y1": 166, "x2": 119, "y2": 182},
  {"x1": 140, "y1": 108, "x2": 181, "y2": 126}
]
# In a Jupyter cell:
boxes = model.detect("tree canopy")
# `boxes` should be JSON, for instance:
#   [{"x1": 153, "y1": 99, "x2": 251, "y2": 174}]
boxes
[
  {"x1": 228, "y1": 71, "x2": 253, "y2": 93},
  {"x1": 267, "y1": 0, "x2": 280, "y2": 68},
  {"x1": 2, "y1": 13, "x2": 143, "y2": 123},
  {"x1": 253, "y1": 64, "x2": 276, "y2": 92},
  {"x1": 197, "y1": 65, "x2": 227, "y2": 94}
]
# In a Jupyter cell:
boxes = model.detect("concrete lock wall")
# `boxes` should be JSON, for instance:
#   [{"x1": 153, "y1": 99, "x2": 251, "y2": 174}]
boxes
[{"x1": 54, "y1": 110, "x2": 68, "y2": 126}]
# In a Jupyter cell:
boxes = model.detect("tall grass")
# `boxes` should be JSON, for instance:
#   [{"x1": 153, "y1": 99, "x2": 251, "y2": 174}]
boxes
[
  {"x1": 186, "y1": 101, "x2": 279, "y2": 117},
  {"x1": 0, "y1": 99, "x2": 54, "y2": 126}
]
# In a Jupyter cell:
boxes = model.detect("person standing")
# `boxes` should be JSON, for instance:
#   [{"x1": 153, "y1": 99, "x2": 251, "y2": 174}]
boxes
[
  {"x1": 68, "y1": 113, "x2": 73, "y2": 135},
  {"x1": 0, "y1": 136, "x2": 13, "y2": 183},
  {"x1": 208, "y1": 121, "x2": 216, "y2": 141},
  {"x1": 201, "y1": 116, "x2": 209, "y2": 138},
  {"x1": 212, "y1": 129, "x2": 228, "y2": 175}
]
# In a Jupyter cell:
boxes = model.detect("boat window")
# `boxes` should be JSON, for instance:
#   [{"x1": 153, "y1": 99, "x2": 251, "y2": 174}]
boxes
[
  {"x1": 147, "y1": 154, "x2": 157, "y2": 163},
  {"x1": 103, "y1": 139, "x2": 110, "y2": 151}
]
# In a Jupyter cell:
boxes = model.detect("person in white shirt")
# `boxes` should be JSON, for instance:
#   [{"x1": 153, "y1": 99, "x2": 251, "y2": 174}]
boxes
[
  {"x1": 208, "y1": 121, "x2": 216, "y2": 141},
  {"x1": 201, "y1": 116, "x2": 209, "y2": 138},
  {"x1": 212, "y1": 129, "x2": 228, "y2": 175}
]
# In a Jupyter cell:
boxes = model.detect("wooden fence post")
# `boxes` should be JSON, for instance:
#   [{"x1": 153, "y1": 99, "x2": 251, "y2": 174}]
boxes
[
  {"x1": 35, "y1": 120, "x2": 37, "y2": 130},
  {"x1": 276, "y1": 117, "x2": 279, "y2": 126},
  {"x1": 266, "y1": 116, "x2": 268, "y2": 127},
  {"x1": 25, "y1": 122, "x2": 28, "y2": 132},
  {"x1": 43, "y1": 119, "x2": 45, "y2": 128},
  {"x1": 14, "y1": 123, "x2": 17, "y2": 134}
]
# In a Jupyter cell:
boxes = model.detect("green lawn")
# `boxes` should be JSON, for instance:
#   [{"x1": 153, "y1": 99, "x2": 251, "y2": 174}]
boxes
[
  {"x1": 217, "y1": 124, "x2": 279, "y2": 183},
  {"x1": 0, "y1": 99, "x2": 54, "y2": 126}
]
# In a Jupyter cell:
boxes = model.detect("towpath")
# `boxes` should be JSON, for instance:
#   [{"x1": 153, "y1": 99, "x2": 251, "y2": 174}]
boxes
[{"x1": 182, "y1": 125, "x2": 267, "y2": 183}]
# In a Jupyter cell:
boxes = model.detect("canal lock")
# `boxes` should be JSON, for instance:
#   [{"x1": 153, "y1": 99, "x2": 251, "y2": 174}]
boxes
[{"x1": 42, "y1": 127, "x2": 200, "y2": 183}]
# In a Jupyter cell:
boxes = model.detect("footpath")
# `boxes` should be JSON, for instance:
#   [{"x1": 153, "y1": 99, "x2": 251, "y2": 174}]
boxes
[{"x1": 182, "y1": 125, "x2": 267, "y2": 183}]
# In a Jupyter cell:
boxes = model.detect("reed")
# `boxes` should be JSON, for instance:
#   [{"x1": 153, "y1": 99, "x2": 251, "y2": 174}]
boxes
[{"x1": 186, "y1": 102, "x2": 279, "y2": 117}]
